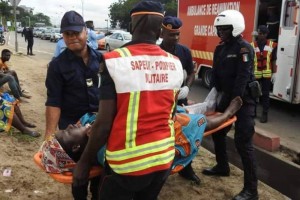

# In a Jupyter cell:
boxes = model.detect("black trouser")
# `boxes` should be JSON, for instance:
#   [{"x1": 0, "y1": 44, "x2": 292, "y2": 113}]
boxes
[
  {"x1": 98, "y1": 162, "x2": 171, "y2": 200},
  {"x1": 27, "y1": 39, "x2": 33, "y2": 54},
  {"x1": 258, "y1": 78, "x2": 272, "y2": 113},
  {"x1": 72, "y1": 176, "x2": 100, "y2": 200},
  {"x1": 212, "y1": 102, "x2": 258, "y2": 191}
]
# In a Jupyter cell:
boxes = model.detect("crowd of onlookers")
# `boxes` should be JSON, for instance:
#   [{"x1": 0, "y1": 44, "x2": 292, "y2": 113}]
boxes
[{"x1": 0, "y1": 48, "x2": 40, "y2": 137}]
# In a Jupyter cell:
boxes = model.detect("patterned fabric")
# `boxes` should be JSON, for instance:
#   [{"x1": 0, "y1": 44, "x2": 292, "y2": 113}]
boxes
[
  {"x1": 39, "y1": 135, "x2": 76, "y2": 173},
  {"x1": 172, "y1": 111, "x2": 207, "y2": 173},
  {"x1": 0, "y1": 96, "x2": 15, "y2": 132}
]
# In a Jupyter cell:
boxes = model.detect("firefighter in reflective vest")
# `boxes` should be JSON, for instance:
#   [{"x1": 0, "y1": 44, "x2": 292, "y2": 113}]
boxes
[
  {"x1": 72, "y1": 1, "x2": 184, "y2": 199},
  {"x1": 251, "y1": 25, "x2": 277, "y2": 123}
]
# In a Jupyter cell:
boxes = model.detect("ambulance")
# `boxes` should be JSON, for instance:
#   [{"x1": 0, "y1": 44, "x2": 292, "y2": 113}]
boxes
[{"x1": 178, "y1": 0, "x2": 300, "y2": 104}]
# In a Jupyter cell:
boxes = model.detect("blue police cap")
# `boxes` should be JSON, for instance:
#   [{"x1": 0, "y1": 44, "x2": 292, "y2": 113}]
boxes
[
  {"x1": 258, "y1": 25, "x2": 269, "y2": 34},
  {"x1": 162, "y1": 16, "x2": 182, "y2": 31},
  {"x1": 130, "y1": 0, "x2": 164, "y2": 17},
  {"x1": 60, "y1": 11, "x2": 85, "y2": 33}
]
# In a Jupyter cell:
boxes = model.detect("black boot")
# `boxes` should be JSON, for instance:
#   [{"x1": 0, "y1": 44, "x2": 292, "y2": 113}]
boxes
[
  {"x1": 202, "y1": 165, "x2": 230, "y2": 176},
  {"x1": 260, "y1": 112, "x2": 268, "y2": 123},
  {"x1": 232, "y1": 189, "x2": 258, "y2": 200},
  {"x1": 178, "y1": 162, "x2": 201, "y2": 185}
]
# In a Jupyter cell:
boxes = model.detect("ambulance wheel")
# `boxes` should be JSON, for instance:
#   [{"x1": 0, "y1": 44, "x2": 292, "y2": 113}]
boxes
[{"x1": 201, "y1": 68, "x2": 212, "y2": 88}]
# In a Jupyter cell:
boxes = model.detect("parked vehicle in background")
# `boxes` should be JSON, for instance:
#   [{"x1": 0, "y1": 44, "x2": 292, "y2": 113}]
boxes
[
  {"x1": 35, "y1": 27, "x2": 46, "y2": 38},
  {"x1": 50, "y1": 28, "x2": 61, "y2": 42},
  {"x1": 40, "y1": 28, "x2": 52, "y2": 40},
  {"x1": 16, "y1": 26, "x2": 23, "y2": 33},
  {"x1": 105, "y1": 31, "x2": 132, "y2": 51},
  {"x1": 98, "y1": 37, "x2": 107, "y2": 50}
]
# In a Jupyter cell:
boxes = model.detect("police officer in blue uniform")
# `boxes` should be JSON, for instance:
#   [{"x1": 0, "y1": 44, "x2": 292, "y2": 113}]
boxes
[
  {"x1": 201, "y1": 10, "x2": 258, "y2": 200},
  {"x1": 160, "y1": 16, "x2": 195, "y2": 106},
  {"x1": 45, "y1": 10, "x2": 102, "y2": 200},
  {"x1": 160, "y1": 16, "x2": 199, "y2": 185}
]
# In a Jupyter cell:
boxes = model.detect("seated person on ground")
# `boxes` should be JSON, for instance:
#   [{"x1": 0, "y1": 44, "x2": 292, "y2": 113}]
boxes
[
  {"x1": 0, "y1": 93, "x2": 40, "y2": 137},
  {"x1": 38, "y1": 97, "x2": 242, "y2": 178},
  {"x1": 0, "y1": 49, "x2": 31, "y2": 99}
]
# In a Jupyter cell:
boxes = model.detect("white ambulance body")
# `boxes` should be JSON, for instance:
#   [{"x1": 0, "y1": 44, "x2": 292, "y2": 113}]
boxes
[{"x1": 178, "y1": 0, "x2": 300, "y2": 104}]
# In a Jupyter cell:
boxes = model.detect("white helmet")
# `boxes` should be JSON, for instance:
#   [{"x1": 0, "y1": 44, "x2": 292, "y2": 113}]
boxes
[{"x1": 214, "y1": 10, "x2": 245, "y2": 37}]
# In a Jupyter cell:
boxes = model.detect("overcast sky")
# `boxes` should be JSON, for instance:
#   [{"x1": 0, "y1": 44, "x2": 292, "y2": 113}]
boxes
[{"x1": 19, "y1": 0, "x2": 118, "y2": 28}]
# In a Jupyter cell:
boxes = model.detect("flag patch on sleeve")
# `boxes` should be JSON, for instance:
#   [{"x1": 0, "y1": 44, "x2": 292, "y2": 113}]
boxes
[{"x1": 242, "y1": 54, "x2": 249, "y2": 62}]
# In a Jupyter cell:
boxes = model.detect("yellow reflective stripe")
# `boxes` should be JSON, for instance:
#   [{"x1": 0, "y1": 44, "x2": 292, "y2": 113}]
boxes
[
  {"x1": 109, "y1": 150, "x2": 175, "y2": 174},
  {"x1": 265, "y1": 41, "x2": 273, "y2": 71},
  {"x1": 115, "y1": 47, "x2": 131, "y2": 57},
  {"x1": 126, "y1": 91, "x2": 140, "y2": 148},
  {"x1": 191, "y1": 49, "x2": 214, "y2": 61},
  {"x1": 263, "y1": 70, "x2": 272, "y2": 78},
  {"x1": 251, "y1": 42, "x2": 258, "y2": 72},
  {"x1": 106, "y1": 137, "x2": 175, "y2": 160},
  {"x1": 169, "y1": 89, "x2": 177, "y2": 137}
]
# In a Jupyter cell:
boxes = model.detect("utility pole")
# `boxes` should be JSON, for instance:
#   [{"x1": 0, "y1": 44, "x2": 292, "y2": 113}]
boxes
[
  {"x1": 14, "y1": 0, "x2": 17, "y2": 52},
  {"x1": 10, "y1": 0, "x2": 21, "y2": 52}
]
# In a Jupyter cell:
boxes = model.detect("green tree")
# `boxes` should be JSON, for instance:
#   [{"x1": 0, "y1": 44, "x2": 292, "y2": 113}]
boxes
[
  {"x1": 0, "y1": 0, "x2": 52, "y2": 28},
  {"x1": 109, "y1": 0, "x2": 177, "y2": 30},
  {"x1": 0, "y1": 0, "x2": 11, "y2": 25}
]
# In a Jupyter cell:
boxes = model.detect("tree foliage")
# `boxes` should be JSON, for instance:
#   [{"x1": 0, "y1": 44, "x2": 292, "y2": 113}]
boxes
[
  {"x1": 108, "y1": 0, "x2": 178, "y2": 30},
  {"x1": 0, "y1": 0, "x2": 51, "y2": 28}
]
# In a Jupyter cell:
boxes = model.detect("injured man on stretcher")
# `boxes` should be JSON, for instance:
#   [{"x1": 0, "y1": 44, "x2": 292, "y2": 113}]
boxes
[{"x1": 38, "y1": 96, "x2": 242, "y2": 179}]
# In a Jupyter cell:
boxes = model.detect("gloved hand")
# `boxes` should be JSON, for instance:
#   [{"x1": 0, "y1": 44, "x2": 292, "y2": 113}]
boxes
[
  {"x1": 271, "y1": 73, "x2": 276, "y2": 84},
  {"x1": 178, "y1": 86, "x2": 189, "y2": 100}
]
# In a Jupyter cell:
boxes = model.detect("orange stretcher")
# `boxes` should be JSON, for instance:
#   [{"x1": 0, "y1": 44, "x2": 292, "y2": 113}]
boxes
[
  {"x1": 203, "y1": 115, "x2": 237, "y2": 136},
  {"x1": 33, "y1": 152, "x2": 102, "y2": 184},
  {"x1": 33, "y1": 114, "x2": 236, "y2": 184}
]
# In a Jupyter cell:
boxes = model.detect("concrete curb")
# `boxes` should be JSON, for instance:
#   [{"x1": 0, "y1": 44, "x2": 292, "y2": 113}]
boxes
[
  {"x1": 254, "y1": 127, "x2": 300, "y2": 165},
  {"x1": 254, "y1": 127, "x2": 280, "y2": 152}
]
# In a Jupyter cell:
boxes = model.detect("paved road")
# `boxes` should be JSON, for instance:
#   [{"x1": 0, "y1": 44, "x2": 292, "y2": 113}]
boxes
[{"x1": 6, "y1": 31, "x2": 300, "y2": 153}]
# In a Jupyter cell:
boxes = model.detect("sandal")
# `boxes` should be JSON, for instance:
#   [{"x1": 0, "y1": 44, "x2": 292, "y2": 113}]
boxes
[
  {"x1": 21, "y1": 93, "x2": 32, "y2": 99},
  {"x1": 21, "y1": 89, "x2": 29, "y2": 94},
  {"x1": 23, "y1": 130, "x2": 41, "y2": 137},
  {"x1": 24, "y1": 122, "x2": 37, "y2": 128}
]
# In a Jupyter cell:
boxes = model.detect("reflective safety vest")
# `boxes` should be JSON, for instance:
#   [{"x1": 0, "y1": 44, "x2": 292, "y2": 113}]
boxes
[
  {"x1": 251, "y1": 40, "x2": 277, "y2": 79},
  {"x1": 103, "y1": 44, "x2": 184, "y2": 175}
]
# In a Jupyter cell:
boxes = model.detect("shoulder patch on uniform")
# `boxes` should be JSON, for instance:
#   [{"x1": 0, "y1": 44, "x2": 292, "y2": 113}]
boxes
[
  {"x1": 240, "y1": 47, "x2": 250, "y2": 54},
  {"x1": 242, "y1": 53, "x2": 250, "y2": 62}
]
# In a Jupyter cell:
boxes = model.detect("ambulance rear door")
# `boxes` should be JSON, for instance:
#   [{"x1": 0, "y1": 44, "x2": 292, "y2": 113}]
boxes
[{"x1": 273, "y1": 0, "x2": 300, "y2": 103}]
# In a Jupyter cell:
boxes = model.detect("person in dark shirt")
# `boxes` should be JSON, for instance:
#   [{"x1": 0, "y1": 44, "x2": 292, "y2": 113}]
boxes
[
  {"x1": 73, "y1": 1, "x2": 183, "y2": 199},
  {"x1": 251, "y1": 25, "x2": 277, "y2": 123},
  {"x1": 27, "y1": 27, "x2": 34, "y2": 55},
  {"x1": 160, "y1": 16, "x2": 199, "y2": 185},
  {"x1": 201, "y1": 10, "x2": 258, "y2": 200},
  {"x1": 21, "y1": 27, "x2": 28, "y2": 42},
  {"x1": 45, "y1": 10, "x2": 102, "y2": 200},
  {"x1": 160, "y1": 16, "x2": 195, "y2": 106}
]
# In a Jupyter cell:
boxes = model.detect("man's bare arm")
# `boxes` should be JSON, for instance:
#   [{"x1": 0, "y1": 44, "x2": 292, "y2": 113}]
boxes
[
  {"x1": 205, "y1": 97, "x2": 242, "y2": 131},
  {"x1": 45, "y1": 106, "x2": 61, "y2": 139},
  {"x1": 186, "y1": 73, "x2": 195, "y2": 89},
  {"x1": 73, "y1": 99, "x2": 117, "y2": 187}
]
